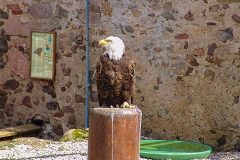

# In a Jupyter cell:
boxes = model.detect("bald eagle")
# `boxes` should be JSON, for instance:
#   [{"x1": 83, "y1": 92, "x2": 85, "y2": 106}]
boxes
[{"x1": 96, "y1": 36, "x2": 135, "y2": 108}]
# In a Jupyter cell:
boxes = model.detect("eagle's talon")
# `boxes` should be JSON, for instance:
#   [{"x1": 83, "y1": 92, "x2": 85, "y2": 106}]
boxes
[{"x1": 120, "y1": 102, "x2": 136, "y2": 108}]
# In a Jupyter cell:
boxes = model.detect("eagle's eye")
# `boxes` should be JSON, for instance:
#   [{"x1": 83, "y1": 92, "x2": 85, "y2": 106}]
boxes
[{"x1": 106, "y1": 40, "x2": 112, "y2": 43}]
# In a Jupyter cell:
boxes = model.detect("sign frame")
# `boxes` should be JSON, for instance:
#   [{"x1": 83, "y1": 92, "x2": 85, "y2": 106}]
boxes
[{"x1": 30, "y1": 31, "x2": 56, "y2": 80}]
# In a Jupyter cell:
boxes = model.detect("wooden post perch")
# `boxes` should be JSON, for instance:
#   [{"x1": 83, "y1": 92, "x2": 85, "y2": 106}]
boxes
[{"x1": 88, "y1": 108, "x2": 142, "y2": 160}]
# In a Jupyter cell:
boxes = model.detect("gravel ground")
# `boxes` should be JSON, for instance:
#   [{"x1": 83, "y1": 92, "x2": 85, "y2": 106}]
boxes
[
  {"x1": 0, "y1": 141, "x2": 88, "y2": 160},
  {"x1": 0, "y1": 139, "x2": 240, "y2": 160},
  {"x1": 206, "y1": 152, "x2": 240, "y2": 160},
  {"x1": 0, "y1": 140, "x2": 149, "y2": 160}
]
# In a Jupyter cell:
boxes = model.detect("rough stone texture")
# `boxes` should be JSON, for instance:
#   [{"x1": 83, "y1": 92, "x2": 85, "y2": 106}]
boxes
[
  {"x1": 65, "y1": 95, "x2": 71, "y2": 103},
  {"x1": 89, "y1": 13, "x2": 101, "y2": 25},
  {"x1": 75, "y1": 95, "x2": 85, "y2": 104},
  {"x1": 5, "y1": 15, "x2": 30, "y2": 37},
  {"x1": 62, "y1": 106, "x2": 75, "y2": 114},
  {"x1": 0, "y1": 38, "x2": 8, "y2": 53},
  {"x1": 125, "y1": 25, "x2": 134, "y2": 33},
  {"x1": 5, "y1": 104, "x2": 14, "y2": 117},
  {"x1": 22, "y1": 96, "x2": 32, "y2": 108},
  {"x1": 1, "y1": 0, "x2": 240, "y2": 151},
  {"x1": 32, "y1": 114, "x2": 50, "y2": 123},
  {"x1": 0, "y1": 111, "x2": 4, "y2": 119},
  {"x1": 193, "y1": 48, "x2": 204, "y2": 56},
  {"x1": 61, "y1": 63, "x2": 71, "y2": 76},
  {"x1": 9, "y1": 47, "x2": 30, "y2": 79},
  {"x1": 102, "y1": 1, "x2": 112, "y2": 17},
  {"x1": 90, "y1": 91, "x2": 98, "y2": 102},
  {"x1": 161, "y1": 12, "x2": 175, "y2": 20},
  {"x1": 28, "y1": 2, "x2": 53, "y2": 19},
  {"x1": 53, "y1": 111, "x2": 64, "y2": 118},
  {"x1": 42, "y1": 81, "x2": 56, "y2": 98},
  {"x1": 217, "y1": 135, "x2": 226, "y2": 147},
  {"x1": 1, "y1": 28, "x2": 8, "y2": 42},
  {"x1": 46, "y1": 102, "x2": 59, "y2": 110},
  {"x1": 0, "y1": 62, "x2": 6, "y2": 68},
  {"x1": 53, "y1": 123, "x2": 64, "y2": 135},
  {"x1": 184, "y1": 11, "x2": 194, "y2": 21},
  {"x1": 0, "y1": 9, "x2": 8, "y2": 19},
  {"x1": 209, "y1": 5, "x2": 219, "y2": 12},
  {"x1": 174, "y1": 33, "x2": 189, "y2": 39},
  {"x1": 26, "y1": 82, "x2": 33, "y2": 93},
  {"x1": 0, "y1": 95, "x2": 7, "y2": 105},
  {"x1": 0, "y1": 90, "x2": 7, "y2": 96},
  {"x1": 2, "y1": 79, "x2": 19, "y2": 90},
  {"x1": 33, "y1": 98, "x2": 40, "y2": 106},
  {"x1": 55, "y1": 4, "x2": 69, "y2": 19},
  {"x1": 68, "y1": 114, "x2": 76, "y2": 125},
  {"x1": 232, "y1": 14, "x2": 240, "y2": 23},
  {"x1": 218, "y1": 28, "x2": 234, "y2": 43},
  {"x1": 7, "y1": 4, "x2": 23, "y2": 15},
  {"x1": 208, "y1": 43, "x2": 217, "y2": 56}
]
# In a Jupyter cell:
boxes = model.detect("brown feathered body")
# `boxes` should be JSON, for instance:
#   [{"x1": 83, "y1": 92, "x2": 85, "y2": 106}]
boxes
[{"x1": 96, "y1": 54, "x2": 135, "y2": 107}]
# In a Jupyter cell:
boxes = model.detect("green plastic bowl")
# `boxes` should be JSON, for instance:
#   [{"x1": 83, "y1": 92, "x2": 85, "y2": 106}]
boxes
[{"x1": 140, "y1": 140, "x2": 212, "y2": 160}]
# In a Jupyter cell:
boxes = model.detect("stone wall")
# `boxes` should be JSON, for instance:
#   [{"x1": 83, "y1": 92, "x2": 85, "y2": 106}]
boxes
[{"x1": 1, "y1": 0, "x2": 240, "y2": 151}]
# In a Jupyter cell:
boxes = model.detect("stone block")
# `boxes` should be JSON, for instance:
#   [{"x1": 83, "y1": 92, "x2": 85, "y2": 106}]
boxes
[
  {"x1": 28, "y1": 2, "x2": 53, "y2": 19},
  {"x1": 5, "y1": 15, "x2": 30, "y2": 37},
  {"x1": 7, "y1": 4, "x2": 23, "y2": 15},
  {"x1": 8, "y1": 48, "x2": 30, "y2": 79}
]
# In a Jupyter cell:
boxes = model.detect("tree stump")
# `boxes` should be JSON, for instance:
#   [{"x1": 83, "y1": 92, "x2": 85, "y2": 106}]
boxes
[{"x1": 88, "y1": 108, "x2": 142, "y2": 160}]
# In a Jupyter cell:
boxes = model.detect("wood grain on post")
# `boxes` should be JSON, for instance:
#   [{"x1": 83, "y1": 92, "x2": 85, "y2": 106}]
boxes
[{"x1": 88, "y1": 108, "x2": 142, "y2": 160}]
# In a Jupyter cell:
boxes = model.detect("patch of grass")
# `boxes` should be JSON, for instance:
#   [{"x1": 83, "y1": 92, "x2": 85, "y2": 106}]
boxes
[
  {"x1": 60, "y1": 129, "x2": 88, "y2": 142},
  {"x1": 62, "y1": 137, "x2": 70, "y2": 142},
  {"x1": 72, "y1": 129, "x2": 88, "y2": 139}
]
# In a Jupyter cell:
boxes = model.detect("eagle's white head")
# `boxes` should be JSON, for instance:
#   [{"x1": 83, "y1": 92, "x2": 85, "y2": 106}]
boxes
[{"x1": 98, "y1": 36, "x2": 125, "y2": 61}]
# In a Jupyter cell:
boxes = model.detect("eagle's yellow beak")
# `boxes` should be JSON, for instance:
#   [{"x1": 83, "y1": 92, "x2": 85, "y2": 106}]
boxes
[{"x1": 99, "y1": 39, "x2": 108, "y2": 45}]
